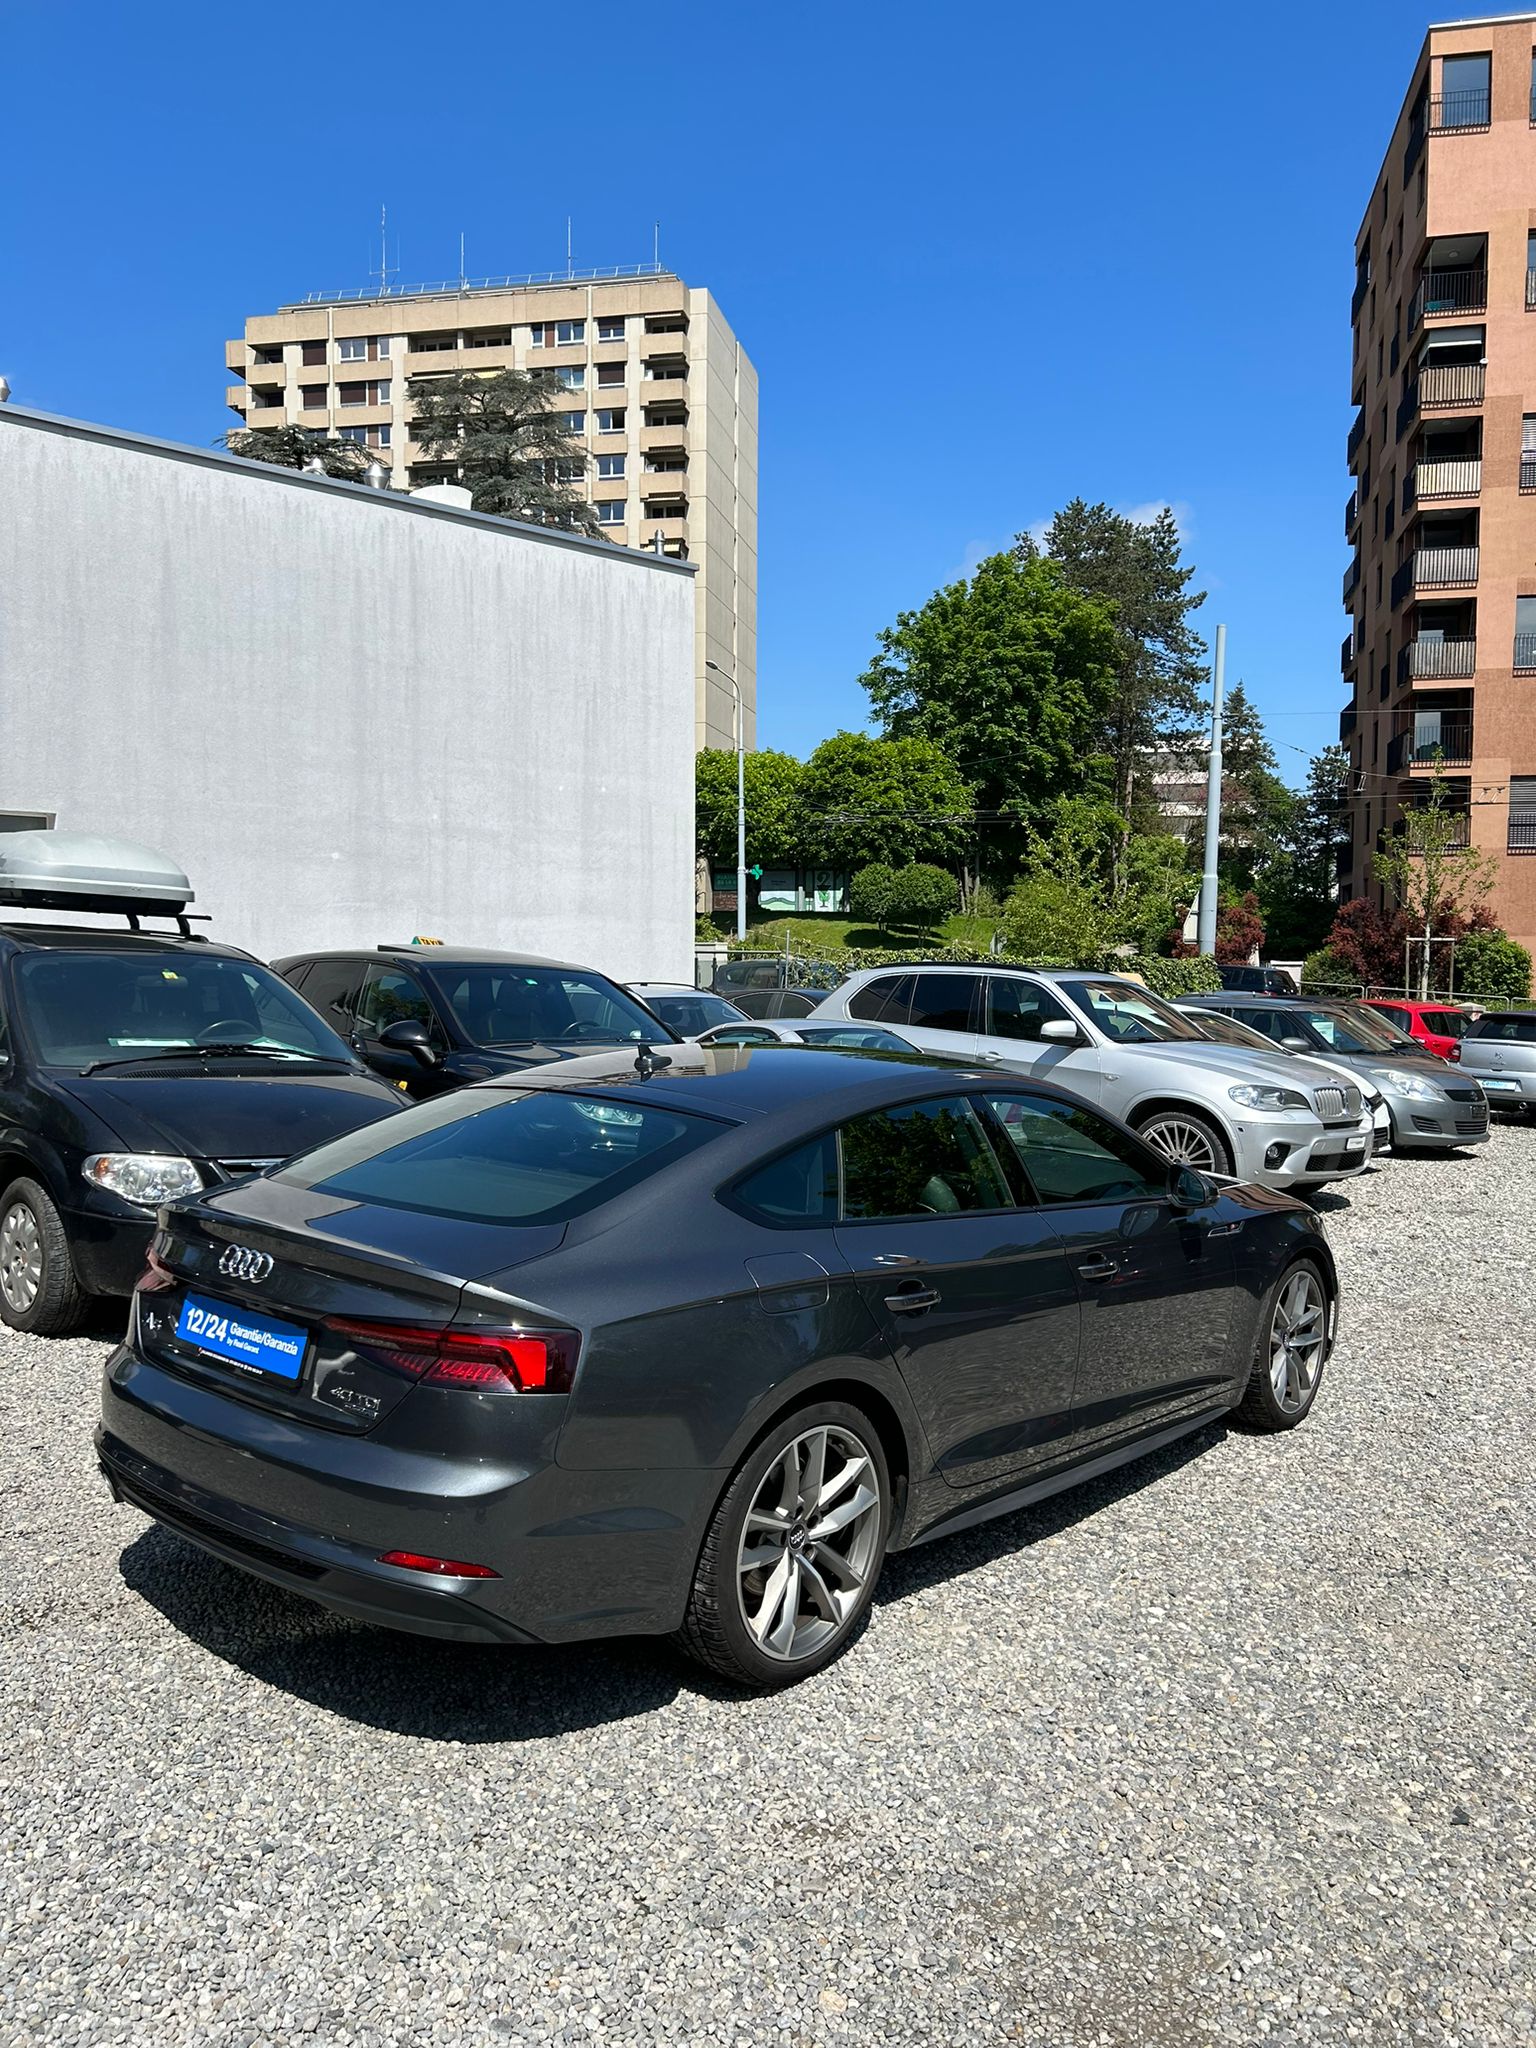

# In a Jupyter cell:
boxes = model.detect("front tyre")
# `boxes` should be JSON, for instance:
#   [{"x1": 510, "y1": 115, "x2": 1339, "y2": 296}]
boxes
[
  {"x1": 676, "y1": 1401, "x2": 890, "y2": 1689},
  {"x1": 1233, "y1": 1258, "x2": 1330, "y2": 1432},
  {"x1": 0, "y1": 1177, "x2": 91, "y2": 1337},
  {"x1": 1134, "y1": 1106, "x2": 1234, "y2": 1177}
]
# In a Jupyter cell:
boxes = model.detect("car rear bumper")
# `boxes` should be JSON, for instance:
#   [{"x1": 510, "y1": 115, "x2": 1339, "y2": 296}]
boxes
[
  {"x1": 1387, "y1": 1101, "x2": 1491, "y2": 1147},
  {"x1": 98, "y1": 1347, "x2": 721, "y2": 1645},
  {"x1": 1460, "y1": 1070, "x2": 1536, "y2": 1106}
]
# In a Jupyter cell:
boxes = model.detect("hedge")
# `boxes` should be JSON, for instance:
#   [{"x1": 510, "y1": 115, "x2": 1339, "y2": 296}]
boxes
[{"x1": 722, "y1": 935, "x2": 1223, "y2": 995}]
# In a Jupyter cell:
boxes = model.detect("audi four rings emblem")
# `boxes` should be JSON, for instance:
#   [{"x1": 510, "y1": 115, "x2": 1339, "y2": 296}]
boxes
[{"x1": 218, "y1": 1245, "x2": 273, "y2": 1284}]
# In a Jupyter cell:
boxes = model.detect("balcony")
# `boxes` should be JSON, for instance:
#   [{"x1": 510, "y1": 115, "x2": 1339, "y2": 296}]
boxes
[
  {"x1": 1393, "y1": 547, "x2": 1478, "y2": 608},
  {"x1": 1386, "y1": 812, "x2": 1471, "y2": 852},
  {"x1": 1401, "y1": 637, "x2": 1476, "y2": 682},
  {"x1": 225, "y1": 384, "x2": 249, "y2": 413},
  {"x1": 1429, "y1": 89, "x2": 1490, "y2": 131},
  {"x1": 1339, "y1": 706, "x2": 1358, "y2": 743},
  {"x1": 641, "y1": 422, "x2": 688, "y2": 450},
  {"x1": 1342, "y1": 556, "x2": 1361, "y2": 605},
  {"x1": 1411, "y1": 269, "x2": 1487, "y2": 328},
  {"x1": 1351, "y1": 269, "x2": 1371, "y2": 322},
  {"x1": 1422, "y1": 362, "x2": 1484, "y2": 411},
  {"x1": 1415, "y1": 458, "x2": 1480, "y2": 499},
  {"x1": 1344, "y1": 487, "x2": 1359, "y2": 538},
  {"x1": 1387, "y1": 723, "x2": 1472, "y2": 773},
  {"x1": 1515, "y1": 634, "x2": 1536, "y2": 674},
  {"x1": 1404, "y1": 103, "x2": 1427, "y2": 177},
  {"x1": 1341, "y1": 630, "x2": 1358, "y2": 676},
  {"x1": 1346, "y1": 409, "x2": 1366, "y2": 464}
]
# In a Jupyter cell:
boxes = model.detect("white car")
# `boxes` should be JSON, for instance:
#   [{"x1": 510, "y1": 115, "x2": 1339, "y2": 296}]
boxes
[{"x1": 806, "y1": 964, "x2": 1374, "y2": 1189}]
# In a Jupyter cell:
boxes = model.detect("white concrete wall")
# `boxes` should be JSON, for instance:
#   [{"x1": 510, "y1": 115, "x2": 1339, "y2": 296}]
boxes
[{"x1": 0, "y1": 408, "x2": 696, "y2": 983}]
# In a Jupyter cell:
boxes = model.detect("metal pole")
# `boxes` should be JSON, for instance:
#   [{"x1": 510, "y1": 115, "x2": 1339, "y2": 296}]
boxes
[
  {"x1": 1197, "y1": 624, "x2": 1226, "y2": 956},
  {"x1": 734, "y1": 681, "x2": 746, "y2": 943}
]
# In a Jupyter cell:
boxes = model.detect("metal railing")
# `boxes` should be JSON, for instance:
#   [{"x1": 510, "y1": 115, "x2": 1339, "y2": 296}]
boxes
[
  {"x1": 290, "y1": 263, "x2": 673, "y2": 307},
  {"x1": 1510, "y1": 816, "x2": 1536, "y2": 852},
  {"x1": 1413, "y1": 545, "x2": 1479, "y2": 588},
  {"x1": 1405, "y1": 105, "x2": 1427, "y2": 177},
  {"x1": 1387, "y1": 725, "x2": 1472, "y2": 772},
  {"x1": 1522, "y1": 455, "x2": 1536, "y2": 492},
  {"x1": 1412, "y1": 269, "x2": 1487, "y2": 326},
  {"x1": 1347, "y1": 410, "x2": 1366, "y2": 463},
  {"x1": 1341, "y1": 631, "x2": 1358, "y2": 675},
  {"x1": 1396, "y1": 384, "x2": 1419, "y2": 439},
  {"x1": 1387, "y1": 812, "x2": 1471, "y2": 850},
  {"x1": 1344, "y1": 487, "x2": 1359, "y2": 536},
  {"x1": 1352, "y1": 270, "x2": 1371, "y2": 322},
  {"x1": 1339, "y1": 706, "x2": 1358, "y2": 742},
  {"x1": 1402, "y1": 638, "x2": 1476, "y2": 680},
  {"x1": 1390, "y1": 559, "x2": 1414, "y2": 609},
  {"x1": 1342, "y1": 557, "x2": 1361, "y2": 603},
  {"x1": 1514, "y1": 633, "x2": 1536, "y2": 673},
  {"x1": 1420, "y1": 361, "x2": 1485, "y2": 409},
  {"x1": 1415, "y1": 457, "x2": 1481, "y2": 498},
  {"x1": 1429, "y1": 89, "x2": 1491, "y2": 129}
]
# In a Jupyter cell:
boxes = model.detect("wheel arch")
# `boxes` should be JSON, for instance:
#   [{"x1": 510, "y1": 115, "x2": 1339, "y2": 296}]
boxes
[
  {"x1": 712, "y1": 1367, "x2": 923, "y2": 1549},
  {"x1": 1126, "y1": 1094, "x2": 1238, "y2": 1166}
]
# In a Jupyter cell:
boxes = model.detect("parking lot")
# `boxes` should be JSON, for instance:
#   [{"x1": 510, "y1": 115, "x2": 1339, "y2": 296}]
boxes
[{"x1": 2, "y1": 1130, "x2": 1533, "y2": 2048}]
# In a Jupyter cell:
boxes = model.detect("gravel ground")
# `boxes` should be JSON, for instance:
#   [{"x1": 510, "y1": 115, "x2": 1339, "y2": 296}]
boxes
[{"x1": 2, "y1": 1129, "x2": 1534, "y2": 2048}]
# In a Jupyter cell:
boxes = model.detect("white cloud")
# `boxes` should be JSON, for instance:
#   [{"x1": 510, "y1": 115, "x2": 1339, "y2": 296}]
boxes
[
  {"x1": 1120, "y1": 498, "x2": 1194, "y2": 542},
  {"x1": 953, "y1": 536, "x2": 1011, "y2": 580}
]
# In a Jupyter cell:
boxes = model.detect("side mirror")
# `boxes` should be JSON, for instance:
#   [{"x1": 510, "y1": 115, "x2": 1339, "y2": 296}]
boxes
[
  {"x1": 1039, "y1": 1018, "x2": 1080, "y2": 1043},
  {"x1": 378, "y1": 1017, "x2": 441, "y2": 1067},
  {"x1": 1280, "y1": 1036, "x2": 1309, "y2": 1050},
  {"x1": 1168, "y1": 1164, "x2": 1215, "y2": 1211}
]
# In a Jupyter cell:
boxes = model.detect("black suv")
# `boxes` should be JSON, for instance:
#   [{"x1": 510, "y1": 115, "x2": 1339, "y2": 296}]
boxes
[
  {"x1": 0, "y1": 925, "x2": 408, "y2": 1335},
  {"x1": 273, "y1": 947, "x2": 681, "y2": 1097},
  {"x1": 1218, "y1": 964, "x2": 1299, "y2": 996}
]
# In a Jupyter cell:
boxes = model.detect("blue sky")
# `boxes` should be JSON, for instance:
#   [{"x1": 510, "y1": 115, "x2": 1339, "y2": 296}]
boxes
[{"x1": 2, "y1": 1, "x2": 1440, "y2": 785}]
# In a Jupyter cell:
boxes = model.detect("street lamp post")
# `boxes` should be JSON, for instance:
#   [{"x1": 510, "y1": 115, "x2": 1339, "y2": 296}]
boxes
[{"x1": 705, "y1": 659, "x2": 747, "y2": 942}]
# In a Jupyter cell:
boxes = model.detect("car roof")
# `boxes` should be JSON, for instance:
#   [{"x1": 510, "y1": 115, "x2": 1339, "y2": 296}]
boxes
[
  {"x1": 0, "y1": 922, "x2": 253, "y2": 960},
  {"x1": 273, "y1": 946, "x2": 598, "y2": 971},
  {"x1": 1184, "y1": 990, "x2": 1307, "y2": 1007},
  {"x1": 474, "y1": 1041, "x2": 1082, "y2": 1119},
  {"x1": 628, "y1": 982, "x2": 706, "y2": 996}
]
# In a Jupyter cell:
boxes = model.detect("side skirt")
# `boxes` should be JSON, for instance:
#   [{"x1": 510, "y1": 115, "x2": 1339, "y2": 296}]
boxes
[{"x1": 899, "y1": 1402, "x2": 1232, "y2": 1550}]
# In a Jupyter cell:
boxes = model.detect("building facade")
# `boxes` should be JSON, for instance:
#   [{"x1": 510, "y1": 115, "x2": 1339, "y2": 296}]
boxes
[
  {"x1": 1342, "y1": 14, "x2": 1536, "y2": 959},
  {"x1": 225, "y1": 266, "x2": 756, "y2": 752},
  {"x1": 0, "y1": 404, "x2": 697, "y2": 981}
]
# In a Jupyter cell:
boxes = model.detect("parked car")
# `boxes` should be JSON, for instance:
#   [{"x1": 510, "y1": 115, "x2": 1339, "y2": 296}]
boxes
[
  {"x1": 98, "y1": 1044, "x2": 1337, "y2": 1689},
  {"x1": 806, "y1": 965, "x2": 1372, "y2": 1188},
  {"x1": 1183, "y1": 1002, "x2": 1393, "y2": 1154},
  {"x1": 1451, "y1": 1010, "x2": 1536, "y2": 1117},
  {"x1": 1359, "y1": 997, "x2": 1470, "y2": 1061},
  {"x1": 627, "y1": 984, "x2": 755, "y2": 1038},
  {"x1": 711, "y1": 954, "x2": 843, "y2": 1020},
  {"x1": 0, "y1": 834, "x2": 407, "y2": 1336},
  {"x1": 698, "y1": 1020, "x2": 928, "y2": 1054},
  {"x1": 1179, "y1": 993, "x2": 1489, "y2": 1154},
  {"x1": 273, "y1": 948, "x2": 682, "y2": 1097},
  {"x1": 1219, "y1": 965, "x2": 1299, "y2": 996}
]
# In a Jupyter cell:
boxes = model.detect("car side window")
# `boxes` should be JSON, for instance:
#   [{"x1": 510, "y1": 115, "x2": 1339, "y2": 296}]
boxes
[
  {"x1": 356, "y1": 967, "x2": 442, "y2": 1042},
  {"x1": 984, "y1": 977, "x2": 1074, "y2": 1041},
  {"x1": 847, "y1": 975, "x2": 913, "y2": 1025},
  {"x1": 729, "y1": 1132, "x2": 839, "y2": 1224},
  {"x1": 983, "y1": 1093, "x2": 1163, "y2": 1205},
  {"x1": 1377, "y1": 1005, "x2": 1411, "y2": 1030},
  {"x1": 840, "y1": 1096, "x2": 1010, "y2": 1220},
  {"x1": 907, "y1": 973, "x2": 978, "y2": 1032},
  {"x1": 295, "y1": 958, "x2": 362, "y2": 1031}
]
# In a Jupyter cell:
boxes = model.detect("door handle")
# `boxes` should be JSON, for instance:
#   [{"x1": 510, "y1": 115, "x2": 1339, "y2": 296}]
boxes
[
  {"x1": 885, "y1": 1286, "x2": 942, "y2": 1313},
  {"x1": 983, "y1": 1050, "x2": 1007, "y2": 1062},
  {"x1": 870, "y1": 1253, "x2": 918, "y2": 1267},
  {"x1": 1077, "y1": 1254, "x2": 1119, "y2": 1283}
]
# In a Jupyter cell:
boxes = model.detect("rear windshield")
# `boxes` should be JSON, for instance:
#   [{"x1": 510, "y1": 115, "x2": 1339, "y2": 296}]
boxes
[
  {"x1": 1421, "y1": 1009, "x2": 1468, "y2": 1038},
  {"x1": 277, "y1": 1089, "x2": 724, "y2": 1224},
  {"x1": 1468, "y1": 1014, "x2": 1536, "y2": 1042},
  {"x1": 11, "y1": 950, "x2": 353, "y2": 1066},
  {"x1": 423, "y1": 964, "x2": 672, "y2": 1050}
]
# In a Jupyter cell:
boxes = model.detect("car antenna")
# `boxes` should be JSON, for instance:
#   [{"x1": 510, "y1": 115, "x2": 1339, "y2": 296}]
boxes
[{"x1": 634, "y1": 1043, "x2": 673, "y2": 1080}]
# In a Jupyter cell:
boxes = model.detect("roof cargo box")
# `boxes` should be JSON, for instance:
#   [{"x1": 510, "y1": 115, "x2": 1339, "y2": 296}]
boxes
[{"x1": 0, "y1": 831, "x2": 194, "y2": 916}]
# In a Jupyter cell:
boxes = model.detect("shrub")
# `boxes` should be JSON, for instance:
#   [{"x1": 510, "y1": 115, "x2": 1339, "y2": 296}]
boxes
[
  {"x1": 1132, "y1": 953, "x2": 1223, "y2": 998},
  {"x1": 1214, "y1": 891, "x2": 1265, "y2": 966},
  {"x1": 1322, "y1": 898, "x2": 1408, "y2": 988},
  {"x1": 1301, "y1": 945, "x2": 1358, "y2": 994},
  {"x1": 1452, "y1": 930, "x2": 1533, "y2": 1003},
  {"x1": 848, "y1": 862, "x2": 899, "y2": 928},
  {"x1": 886, "y1": 863, "x2": 959, "y2": 931}
]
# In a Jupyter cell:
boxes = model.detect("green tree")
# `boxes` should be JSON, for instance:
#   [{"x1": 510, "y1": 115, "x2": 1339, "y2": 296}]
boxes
[
  {"x1": 1258, "y1": 746, "x2": 1351, "y2": 958},
  {"x1": 800, "y1": 732, "x2": 975, "y2": 873},
  {"x1": 221, "y1": 423, "x2": 379, "y2": 481},
  {"x1": 848, "y1": 862, "x2": 899, "y2": 930},
  {"x1": 886, "y1": 863, "x2": 959, "y2": 932},
  {"x1": 860, "y1": 552, "x2": 1117, "y2": 878},
  {"x1": 998, "y1": 800, "x2": 1119, "y2": 959},
  {"x1": 1024, "y1": 502, "x2": 1208, "y2": 877},
  {"x1": 1218, "y1": 681, "x2": 1298, "y2": 890},
  {"x1": 407, "y1": 367, "x2": 598, "y2": 532},
  {"x1": 1452, "y1": 931, "x2": 1532, "y2": 1002},
  {"x1": 1372, "y1": 771, "x2": 1498, "y2": 997},
  {"x1": 695, "y1": 749, "x2": 806, "y2": 881}
]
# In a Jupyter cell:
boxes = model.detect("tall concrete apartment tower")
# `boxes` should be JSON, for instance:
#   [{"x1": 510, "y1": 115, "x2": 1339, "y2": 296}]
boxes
[
  {"x1": 225, "y1": 265, "x2": 757, "y2": 751},
  {"x1": 1342, "y1": 14, "x2": 1536, "y2": 961}
]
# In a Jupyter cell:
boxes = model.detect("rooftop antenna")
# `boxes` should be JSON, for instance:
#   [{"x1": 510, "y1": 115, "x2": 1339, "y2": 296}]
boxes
[
  {"x1": 458, "y1": 230, "x2": 466, "y2": 291},
  {"x1": 374, "y1": 205, "x2": 396, "y2": 297},
  {"x1": 653, "y1": 222, "x2": 659, "y2": 272},
  {"x1": 566, "y1": 215, "x2": 573, "y2": 278}
]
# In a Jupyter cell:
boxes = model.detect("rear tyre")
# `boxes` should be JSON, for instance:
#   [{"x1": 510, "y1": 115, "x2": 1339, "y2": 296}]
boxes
[
  {"x1": 675, "y1": 1400, "x2": 890, "y2": 1689},
  {"x1": 0, "y1": 1177, "x2": 92, "y2": 1337},
  {"x1": 1133, "y1": 1106, "x2": 1234, "y2": 1177},
  {"x1": 1233, "y1": 1258, "x2": 1329, "y2": 1433}
]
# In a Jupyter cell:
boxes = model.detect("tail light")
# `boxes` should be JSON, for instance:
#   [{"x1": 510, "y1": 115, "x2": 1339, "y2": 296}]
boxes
[
  {"x1": 1449, "y1": 1044, "x2": 1461, "y2": 1062},
  {"x1": 378, "y1": 1551, "x2": 499, "y2": 1578},
  {"x1": 323, "y1": 1318, "x2": 580, "y2": 1394},
  {"x1": 135, "y1": 1248, "x2": 176, "y2": 1294}
]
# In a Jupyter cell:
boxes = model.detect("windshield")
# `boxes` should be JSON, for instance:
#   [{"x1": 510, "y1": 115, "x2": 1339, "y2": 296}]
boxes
[
  {"x1": 1292, "y1": 1005, "x2": 1407, "y2": 1054},
  {"x1": 1063, "y1": 980, "x2": 1206, "y2": 1044},
  {"x1": 424, "y1": 963, "x2": 675, "y2": 1049},
  {"x1": 12, "y1": 950, "x2": 354, "y2": 1067},
  {"x1": 277, "y1": 1087, "x2": 722, "y2": 1224},
  {"x1": 643, "y1": 991, "x2": 746, "y2": 1036}
]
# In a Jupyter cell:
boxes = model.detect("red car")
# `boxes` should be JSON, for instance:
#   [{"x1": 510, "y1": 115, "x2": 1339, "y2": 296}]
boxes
[{"x1": 1360, "y1": 997, "x2": 1470, "y2": 1061}]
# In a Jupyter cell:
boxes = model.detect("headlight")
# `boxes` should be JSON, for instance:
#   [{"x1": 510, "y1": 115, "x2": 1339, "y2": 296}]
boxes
[
  {"x1": 1228, "y1": 1084, "x2": 1309, "y2": 1111},
  {"x1": 82, "y1": 1154, "x2": 203, "y2": 1207},
  {"x1": 1376, "y1": 1068, "x2": 1443, "y2": 1102}
]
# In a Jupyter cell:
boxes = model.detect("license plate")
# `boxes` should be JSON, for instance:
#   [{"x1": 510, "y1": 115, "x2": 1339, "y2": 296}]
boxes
[
  {"x1": 1345, "y1": 1134, "x2": 1367, "y2": 1151},
  {"x1": 1481, "y1": 1078, "x2": 1520, "y2": 1092},
  {"x1": 176, "y1": 1291, "x2": 307, "y2": 1380}
]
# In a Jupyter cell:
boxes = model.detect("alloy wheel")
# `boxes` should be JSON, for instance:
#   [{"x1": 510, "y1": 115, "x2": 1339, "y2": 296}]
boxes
[
  {"x1": 1268, "y1": 1267, "x2": 1326, "y2": 1412},
  {"x1": 736, "y1": 1425, "x2": 883, "y2": 1663},
  {"x1": 0, "y1": 1202, "x2": 43, "y2": 1314},
  {"x1": 1141, "y1": 1117, "x2": 1222, "y2": 1174}
]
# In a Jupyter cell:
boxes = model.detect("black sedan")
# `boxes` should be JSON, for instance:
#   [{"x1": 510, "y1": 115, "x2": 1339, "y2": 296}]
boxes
[{"x1": 98, "y1": 1047, "x2": 1337, "y2": 1688}]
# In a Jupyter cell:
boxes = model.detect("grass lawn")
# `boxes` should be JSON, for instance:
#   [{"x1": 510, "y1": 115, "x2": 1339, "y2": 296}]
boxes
[{"x1": 722, "y1": 912, "x2": 1001, "y2": 956}]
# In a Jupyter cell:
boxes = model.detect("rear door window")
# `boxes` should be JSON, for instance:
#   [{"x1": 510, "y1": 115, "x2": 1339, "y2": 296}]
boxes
[
  {"x1": 280, "y1": 1090, "x2": 724, "y2": 1223},
  {"x1": 907, "y1": 973, "x2": 978, "y2": 1033},
  {"x1": 847, "y1": 975, "x2": 914, "y2": 1025},
  {"x1": 840, "y1": 1096, "x2": 1010, "y2": 1219},
  {"x1": 293, "y1": 958, "x2": 363, "y2": 1031},
  {"x1": 1422, "y1": 1009, "x2": 1466, "y2": 1038}
]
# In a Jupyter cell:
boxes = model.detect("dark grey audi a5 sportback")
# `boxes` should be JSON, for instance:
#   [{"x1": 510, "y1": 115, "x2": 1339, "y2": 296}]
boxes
[{"x1": 97, "y1": 1046, "x2": 1338, "y2": 1688}]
